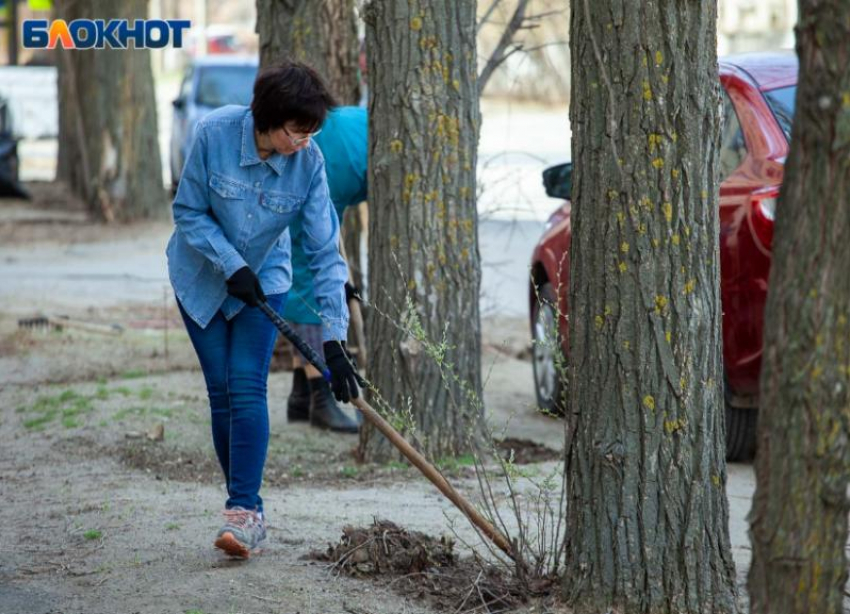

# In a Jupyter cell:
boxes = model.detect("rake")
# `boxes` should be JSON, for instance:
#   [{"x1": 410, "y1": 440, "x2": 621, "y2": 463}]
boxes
[{"x1": 257, "y1": 300, "x2": 516, "y2": 561}]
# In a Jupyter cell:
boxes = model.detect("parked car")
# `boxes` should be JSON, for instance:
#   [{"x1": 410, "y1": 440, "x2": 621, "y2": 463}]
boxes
[
  {"x1": 529, "y1": 52, "x2": 798, "y2": 461},
  {"x1": 0, "y1": 95, "x2": 26, "y2": 199},
  {"x1": 169, "y1": 55, "x2": 258, "y2": 191}
]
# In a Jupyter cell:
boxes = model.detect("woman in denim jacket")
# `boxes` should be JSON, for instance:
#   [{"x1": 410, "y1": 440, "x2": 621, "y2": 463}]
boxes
[{"x1": 166, "y1": 61, "x2": 363, "y2": 559}]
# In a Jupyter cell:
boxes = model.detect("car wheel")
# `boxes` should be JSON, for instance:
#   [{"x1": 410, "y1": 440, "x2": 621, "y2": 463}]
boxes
[
  {"x1": 725, "y1": 384, "x2": 757, "y2": 461},
  {"x1": 531, "y1": 282, "x2": 568, "y2": 416}
]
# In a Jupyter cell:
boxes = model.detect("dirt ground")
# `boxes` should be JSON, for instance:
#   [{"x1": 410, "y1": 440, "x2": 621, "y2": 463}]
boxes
[{"x1": 0, "y1": 188, "x2": 574, "y2": 614}]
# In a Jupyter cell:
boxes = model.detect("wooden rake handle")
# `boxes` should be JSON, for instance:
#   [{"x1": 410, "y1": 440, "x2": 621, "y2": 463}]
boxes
[
  {"x1": 257, "y1": 300, "x2": 515, "y2": 560},
  {"x1": 350, "y1": 396, "x2": 515, "y2": 559}
]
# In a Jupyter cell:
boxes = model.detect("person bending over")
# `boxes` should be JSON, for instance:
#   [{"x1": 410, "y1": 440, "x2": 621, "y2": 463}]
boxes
[{"x1": 166, "y1": 61, "x2": 363, "y2": 559}]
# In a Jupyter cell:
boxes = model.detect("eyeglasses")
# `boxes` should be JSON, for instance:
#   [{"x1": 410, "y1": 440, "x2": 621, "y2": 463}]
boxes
[{"x1": 282, "y1": 125, "x2": 321, "y2": 146}]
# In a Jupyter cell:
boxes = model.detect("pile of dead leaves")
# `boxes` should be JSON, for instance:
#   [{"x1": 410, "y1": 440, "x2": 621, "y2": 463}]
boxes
[
  {"x1": 308, "y1": 519, "x2": 562, "y2": 613},
  {"x1": 308, "y1": 518, "x2": 455, "y2": 576}
]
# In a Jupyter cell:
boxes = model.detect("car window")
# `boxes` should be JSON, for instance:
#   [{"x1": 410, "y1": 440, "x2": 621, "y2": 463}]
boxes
[
  {"x1": 196, "y1": 66, "x2": 258, "y2": 108},
  {"x1": 719, "y1": 90, "x2": 747, "y2": 180},
  {"x1": 763, "y1": 85, "x2": 796, "y2": 141}
]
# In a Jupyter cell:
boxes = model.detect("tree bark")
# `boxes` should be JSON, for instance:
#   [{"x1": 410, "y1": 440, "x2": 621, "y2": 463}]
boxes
[
  {"x1": 747, "y1": 2, "x2": 850, "y2": 612},
  {"x1": 358, "y1": 0, "x2": 483, "y2": 462},
  {"x1": 55, "y1": 0, "x2": 165, "y2": 222},
  {"x1": 563, "y1": 0, "x2": 738, "y2": 611},
  {"x1": 256, "y1": 0, "x2": 361, "y2": 105}
]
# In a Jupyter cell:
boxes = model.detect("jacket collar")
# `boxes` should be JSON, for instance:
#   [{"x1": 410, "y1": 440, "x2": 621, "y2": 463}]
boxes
[{"x1": 240, "y1": 109, "x2": 285, "y2": 175}]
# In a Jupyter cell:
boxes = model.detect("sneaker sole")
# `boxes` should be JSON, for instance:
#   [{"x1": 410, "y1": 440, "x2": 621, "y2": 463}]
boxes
[{"x1": 215, "y1": 532, "x2": 251, "y2": 559}]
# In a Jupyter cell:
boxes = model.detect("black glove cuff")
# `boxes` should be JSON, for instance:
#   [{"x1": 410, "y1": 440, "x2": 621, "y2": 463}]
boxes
[
  {"x1": 323, "y1": 340, "x2": 347, "y2": 360},
  {"x1": 344, "y1": 282, "x2": 362, "y2": 303}
]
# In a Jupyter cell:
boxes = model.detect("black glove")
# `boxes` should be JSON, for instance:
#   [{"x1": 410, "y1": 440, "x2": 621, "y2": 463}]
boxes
[
  {"x1": 344, "y1": 282, "x2": 362, "y2": 303},
  {"x1": 226, "y1": 266, "x2": 266, "y2": 307},
  {"x1": 323, "y1": 340, "x2": 366, "y2": 403}
]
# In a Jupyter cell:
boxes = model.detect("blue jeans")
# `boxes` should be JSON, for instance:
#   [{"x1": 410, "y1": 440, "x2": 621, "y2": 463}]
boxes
[{"x1": 178, "y1": 294, "x2": 286, "y2": 513}]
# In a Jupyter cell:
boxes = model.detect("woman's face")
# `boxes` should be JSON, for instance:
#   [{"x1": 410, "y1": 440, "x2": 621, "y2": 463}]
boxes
[{"x1": 267, "y1": 121, "x2": 318, "y2": 156}]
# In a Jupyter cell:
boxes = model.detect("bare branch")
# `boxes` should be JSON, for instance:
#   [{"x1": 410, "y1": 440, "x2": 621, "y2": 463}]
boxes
[
  {"x1": 518, "y1": 40, "x2": 570, "y2": 54},
  {"x1": 478, "y1": 0, "x2": 533, "y2": 94},
  {"x1": 495, "y1": 43, "x2": 525, "y2": 66},
  {"x1": 477, "y1": 0, "x2": 506, "y2": 33},
  {"x1": 524, "y1": 9, "x2": 569, "y2": 21}
]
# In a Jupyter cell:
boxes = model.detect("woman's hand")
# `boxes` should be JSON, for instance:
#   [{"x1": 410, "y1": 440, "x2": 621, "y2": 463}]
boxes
[
  {"x1": 323, "y1": 341, "x2": 366, "y2": 403},
  {"x1": 226, "y1": 266, "x2": 267, "y2": 307}
]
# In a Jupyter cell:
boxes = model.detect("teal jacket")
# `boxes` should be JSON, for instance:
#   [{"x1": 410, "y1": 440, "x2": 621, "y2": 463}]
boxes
[{"x1": 284, "y1": 106, "x2": 367, "y2": 325}]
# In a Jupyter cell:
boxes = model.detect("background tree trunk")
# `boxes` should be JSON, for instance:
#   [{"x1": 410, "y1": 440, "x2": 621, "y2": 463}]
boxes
[
  {"x1": 342, "y1": 203, "x2": 368, "y2": 298},
  {"x1": 256, "y1": 0, "x2": 361, "y2": 105},
  {"x1": 55, "y1": 0, "x2": 165, "y2": 222},
  {"x1": 256, "y1": 0, "x2": 365, "y2": 322},
  {"x1": 358, "y1": 0, "x2": 483, "y2": 462},
  {"x1": 257, "y1": 0, "x2": 365, "y2": 365},
  {"x1": 563, "y1": 0, "x2": 737, "y2": 611},
  {"x1": 747, "y1": 1, "x2": 850, "y2": 612}
]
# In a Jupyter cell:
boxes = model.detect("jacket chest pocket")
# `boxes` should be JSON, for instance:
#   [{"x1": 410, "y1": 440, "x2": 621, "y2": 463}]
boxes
[
  {"x1": 209, "y1": 173, "x2": 250, "y2": 200},
  {"x1": 260, "y1": 191, "x2": 304, "y2": 215}
]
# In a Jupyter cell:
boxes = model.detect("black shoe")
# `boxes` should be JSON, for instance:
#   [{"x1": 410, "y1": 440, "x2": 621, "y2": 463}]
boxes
[
  {"x1": 308, "y1": 377, "x2": 360, "y2": 434},
  {"x1": 287, "y1": 368, "x2": 310, "y2": 422}
]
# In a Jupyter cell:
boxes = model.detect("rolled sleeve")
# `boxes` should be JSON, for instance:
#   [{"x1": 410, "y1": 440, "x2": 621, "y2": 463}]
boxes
[
  {"x1": 300, "y1": 158, "x2": 350, "y2": 342},
  {"x1": 172, "y1": 123, "x2": 247, "y2": 278}
]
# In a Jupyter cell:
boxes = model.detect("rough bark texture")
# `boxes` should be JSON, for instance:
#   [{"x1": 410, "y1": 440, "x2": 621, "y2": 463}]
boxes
[
  {"x1": 358, "y1": 0, "x2": 483, "y2": 462},
  {"x1": 563, "y1": 1, "x2": 738, "y2": 611},
  {"x1": 256, "y1": 0, "x2": 360, "y2": 105},
  {"x1": 747, "y1": 2, "x2": 850, "y2": 612},
  {"x1": 55, "y1": 0, "x2": 165, "y2": 222}
]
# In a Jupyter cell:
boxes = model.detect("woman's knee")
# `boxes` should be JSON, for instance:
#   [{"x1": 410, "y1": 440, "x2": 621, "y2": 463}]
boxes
[
  {"x1": 227, "y1": 371, "x2": 268, "y2": 405},
  {"x1": 203, "y1": 372, "x2": 230, "y2": 411}
]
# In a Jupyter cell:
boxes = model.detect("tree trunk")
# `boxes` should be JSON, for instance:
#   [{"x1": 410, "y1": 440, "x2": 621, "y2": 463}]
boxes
[
  {"x1": 256, "y1": 0, "x2": 360, "y2": 105},
  {"x1": 257, "y1": 0, "x2": 363, "y2": 366},
  {"x1": 563, "y1": 1, "x2": 738, "y2": 611},
  {"x1": 358, "y1": 0, "x2": 483, "y2": 462},
  {"x1": 55, "y1": 0, "x2": 165, "y2": 222},
  {"x1": 342, "y1": 202, "x2": 368, "y2": 297},
  {"x1": 747, "y1": 2, "x2": 850, "y2": 612}
]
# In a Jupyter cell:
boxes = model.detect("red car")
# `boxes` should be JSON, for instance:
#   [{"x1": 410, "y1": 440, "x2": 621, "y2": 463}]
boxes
[{"x1": 529, "y1": 52, "x2": 797, "y2": 461}]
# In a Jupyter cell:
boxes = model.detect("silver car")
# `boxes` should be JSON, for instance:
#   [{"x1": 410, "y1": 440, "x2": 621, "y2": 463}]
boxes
[{"x1": 169, "y1": 55, "x2": 258, "y2": 192}]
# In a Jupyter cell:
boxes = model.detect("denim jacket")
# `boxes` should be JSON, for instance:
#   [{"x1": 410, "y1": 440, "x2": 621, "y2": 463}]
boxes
[{"x1": 166, "y1": 105, "x2": 349, "y2": 341}]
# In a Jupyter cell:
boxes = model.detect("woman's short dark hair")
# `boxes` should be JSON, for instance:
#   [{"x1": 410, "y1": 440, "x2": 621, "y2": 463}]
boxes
[{"x1": 251, "y1": 60, "x2": 338, "y2": 134}]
